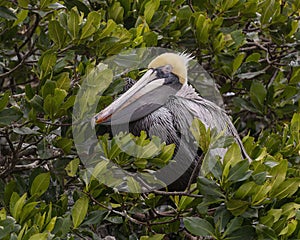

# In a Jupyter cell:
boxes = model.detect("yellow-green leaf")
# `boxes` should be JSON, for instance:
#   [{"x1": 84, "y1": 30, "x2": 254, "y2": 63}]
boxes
[
  {"x1": 72, "y1": 196, "x2": 89, "y2": 228},
  {"x1": 30, "y1": 172, "x2": 50, "y2": 197}
]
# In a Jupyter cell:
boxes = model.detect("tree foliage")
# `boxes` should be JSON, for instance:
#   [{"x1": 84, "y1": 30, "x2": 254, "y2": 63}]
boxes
[{"x1": 0, "y1": 0, "x2": 300, "y2": 239}]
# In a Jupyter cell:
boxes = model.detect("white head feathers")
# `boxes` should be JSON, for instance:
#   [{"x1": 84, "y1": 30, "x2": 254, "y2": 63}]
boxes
[{"x1": 148, "y1": 52, "x2": 193, "y2": 84}]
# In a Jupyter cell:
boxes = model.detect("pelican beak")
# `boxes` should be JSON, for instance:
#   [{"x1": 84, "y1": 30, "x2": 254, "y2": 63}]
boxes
[{"x1": 94, "y1": 66, "x2": 181, "y2": 125}]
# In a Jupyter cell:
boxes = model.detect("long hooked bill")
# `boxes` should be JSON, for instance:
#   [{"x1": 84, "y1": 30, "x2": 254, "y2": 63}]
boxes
[{"x1": 93, "y1": 69, "x2": 175, "y2": 125}]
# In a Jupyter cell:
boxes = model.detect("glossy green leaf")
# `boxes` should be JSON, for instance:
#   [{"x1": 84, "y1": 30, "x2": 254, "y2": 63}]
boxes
[
  {"x1": 56, "y1": 72, "x2": 70, "y2": 90},
  {"x1": 291, "y1": 113, "x2": 300, "y2": 144},
  {"x1": 144, "y1": 0, "x2": 160, "y2": 23},
  {"x1": 0, "y1": 90, "x2": 10, "y2": 111},
  {"x1": 260, "y1": 0, "x2": 279, "y2": 26},
  {"x1": 108, "y1": 1, "x2": 124, "y2": 23},
  {"x1": 226, "y1": 199, "x2": 249, "y2": 216},
  {"x1": 13, "y1": 9, "x2": 28, "y2": 27},
  {"x1": 269, "y1": 159, "x2": 287, "y2": 190},
  {"x1": 190, "y1": 118, "x2": 210, "y2": 153},
  {"x1": 28, "y1": 233, "x2": 49, "y2": 240},
  {"x1": 227, "y1": 160, "x2": 251, "y2": 183},
  {"x1": 19, "y1": 202, "x2": 38, "y2": 224},
  {"x1": 72, "y1": 196, "x2": 89, "y2": 228},
  {"x1": 30, "y1": 172, "x2": 50, "y2": 197},
  {"x1": 184, "y1": 217, "x2": 215, "y2": 237},
  {"x1": 223, "y1": 217, "x2": 243, "y2": 236},
  {"x1": 232, "y1": 53, "x2": 245, "y2": 74},
  {"x1": 256, "y1": 224, "x2": 277, "y2": 240},
  {"x1": 10, "y1": 193, "x2": 27, "y2": 221},
  {"x1": 68, "y1": 7, "x2": 80, "y2": 40},
  {"x1": 38, "y1": 51, "x2": 57, "y2": 79},
  {"x1": 250, "y1": 81, "x2": 267, "y2": 110},
  {"x1": 140, "y1": 234, "x2": 165, "y2": 240},
  {"x1": 55, "y1": 137, "x2": 73, "y2": 154},
  {"x1": 13, "y1": 127, "x2": 39, "y2": 135},
  {"x1": 40, "y1": 0, "x2": 52, "y2": 9},
  {"x1": 270, "y1": 178, "x2": 300, "y2": 200},
  {"x1": 48, "y1": 20, "x2": 66, "y2": 48},
  {"x1": 194, "y1": 13, "x2": 211, "y2": 44},
  {"x1": 0, "y1": 108, "x2": 22, "y2": 126},
  {"x1": 18, "y1": 0, "x2": 29, "y2": 8},
  {"x1": 80, "y1": 11, "x2": 101, "y2": 40},
  {"x1": 234, "y1": 181, "x2": 256, "y2": 199},
  {"x1": 260, "y1": 209, "x2": 282, "y2": 227},
  {"x1": 0, "y1": 6, "x2": 17, "y2": 20},
  {"x1": 42, "y1": 80, "x2": 56, "y2": 98},
  {"x1": 65, "y1": 158, "x2": 80, "y2": 177},
  {"x1": 127, "y1": 176, "x2": 141, "y2": 193}
]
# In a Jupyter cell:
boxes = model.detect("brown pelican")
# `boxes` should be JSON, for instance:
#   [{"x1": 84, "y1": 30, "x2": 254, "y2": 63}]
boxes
[{"x1": 94, "y1": 53, "x2": 250, "y2": 191}]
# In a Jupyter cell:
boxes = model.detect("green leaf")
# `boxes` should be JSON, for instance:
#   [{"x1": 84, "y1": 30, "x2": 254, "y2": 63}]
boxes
[
  {"x1": 144, "y1": 0, "x2": 160, "y2": 23},
  {"x1": 45, "y1": 216, "x2": 57, "y2": 232},
  {"x1": 260, "y1": 209, "x2": 282, "y2": 227},
  {"x1": 291, "y1": 113, "x2": 300, "y2": 144},
  {"x1": 28, "y1": 233, "x2": 49, "y2": 240},
  {"x1": 97, "y1": 19, "x2": 117, "y2": 40},
  {"x1": 269, "y1": 159, "x2": 287, "y2": 190},
  {"x1": 178, "y1": 195, "x2": 195, "y2": 211},
  {"x1": 127, "y1": 176, "x2": 141, "y2": 193},
  {"x1": 48, "y1": 20, "x2": 66, "y2": 48},
  {"x1": 40, "y1": 0, "x2": 53, "y2": 9},
  {"x1": 72, "y1": 196, "x2": 89, "y2": 228},
  {"x1": 10, "y1": 193, "x2": 27, "y2": 221},
  {"x1": 68, "y1": 7, "x2": 80, "y2": 40},
  {"x1": 234, "y1": 181, "x2": 256, "y2": 199},
  {"x1": 256, "y1": 224, "x2": 277, "y2": 240},
  {"x1": 19, "y1": 202, "x2": 38, "y2": 224},
  {"x1": 290, "y1": 68, "x2": 300, "y2": 84},
  {"x1": 232, "y1": 53, "x2": 245, "y2": 74},
  {"x1": 184, "y1": 217, "x2": 215, "y2": 237},
  {"x1": 13, "y1": 127, "x2": 39, "y2": 135},
  {"x1": 226, "y1": 199, "x2": 249, "y2": 216},
  {"x1": 237, "y1": 69, "x2": 266, "y2": 79},
  {"x1": 190, "y1": 118, "x2": 210, "y2": 152},
  {"x1": 223, "y1": 143, "x2": 242, "y2": 180},
  {"x1": 80, "y1": 11, "x2": 101, "y2": 40},
  {"x1": 55, "y1": 72, "x2": 70, "y2": 90},
  {"x1": 65, "y1": 158, "x2": 80, "y2": 177},
  {"x1": 230, "y1": 30, "x2": 245, "y2": 50},
  {"x1": 30, "y1": 172, "x2": 50, "y2": 197},
  {"x1": 227, "y1": 160, "x2": 251, "y2": 183},
  {"x1": 13, "y1": 9, "x2": 28, "y2": 27},
  {"x1": 30, "y1": 95, "x2": 44, "y2": 112},
  {"x1": 251, "y1": 182, "x2": 272, "y2": 205},
  {"x1": 260, "y1": 0, "x2": 279, "y2": 26},
  {"x1": 0, "y1": 90, "x2": 10, "y2": 111},
  {"x1": 38, "y1": 50, "x2": 57, "y2": 79},
  {"x1": 223, "y1": 217, "x2": 243, "y2": 236},
  {"x1": 250, "y1": 81, "x2": 266, "y2": 110},
  {"x1": 44, "y1": 88, "x2": 67, "y2": 118},
  {"x1": 279, "y1": 219, "x2": 297, "y2": 236},
  {"x1": 18, "y1": 0, "x2": 29, "y2": 8},
  {"x1": 108, "y1": 1, "x2": 124, "y2": 23},
  {"x1": 140, "y1": 234, "x2": 165, "y2": 240},
  {"x1": 55, "y1": 137, "x2": 73, "y2": 154},
  {"x1": 42, "y1": 80, "x2": 56, "y2": 98},
  {"x1": 246, "y1": 53, "x2": 261, "y2": 63},
  {"x1": 198, "y1": 176, "x2": 225, "y2": 198},
  {"x1": 0, "y1": 108, "x2": 22, "y2": 126},
  {"x1": 270, "y1": 178, "x2": 300, "y2": 200},
  {"x1": 0, "y1": 6, "x2": 17, "y2": 20},
  {"x1": 194, "y1": 13, "x2": 211, "y2": 44},
  {"x1": 220, "y1": 0, "x2": 239, "y2": 11}
]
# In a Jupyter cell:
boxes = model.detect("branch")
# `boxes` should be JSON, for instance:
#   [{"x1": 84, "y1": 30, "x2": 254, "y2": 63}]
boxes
[{"x1": 187, "y1": 0, "x2": 195, "y2": 13}]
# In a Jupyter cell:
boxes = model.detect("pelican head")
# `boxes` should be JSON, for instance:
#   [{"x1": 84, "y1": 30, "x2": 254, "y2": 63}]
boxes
[{"x1": 94, "y1": 52, "x2": 191, "y2": 125}]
